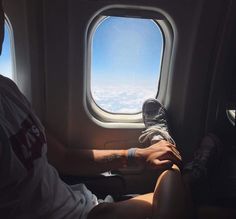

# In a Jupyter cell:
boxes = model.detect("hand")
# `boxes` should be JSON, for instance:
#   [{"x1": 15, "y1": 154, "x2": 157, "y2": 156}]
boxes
[{"x1": 136, "y1": 140, "x2": 182, "y2": 170}]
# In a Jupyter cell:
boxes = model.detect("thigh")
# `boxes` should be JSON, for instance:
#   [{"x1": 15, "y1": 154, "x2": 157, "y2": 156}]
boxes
[{"x1": 87, "y1": 193, "x2": 153, "y2": 219}]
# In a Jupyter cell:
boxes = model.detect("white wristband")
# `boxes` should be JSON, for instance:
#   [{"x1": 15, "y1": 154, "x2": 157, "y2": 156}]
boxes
[{"x1": 127, "y1": 148, "x2": 137, "y2": 162}]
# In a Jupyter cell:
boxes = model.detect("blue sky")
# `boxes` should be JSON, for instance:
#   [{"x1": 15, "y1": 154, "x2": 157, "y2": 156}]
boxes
[
  {"x1": 91, "y1": 16, "x2": 163, "y2": 113},
  {"x1": 0, "y1": 23, "x2": 12, "y2": 78}
]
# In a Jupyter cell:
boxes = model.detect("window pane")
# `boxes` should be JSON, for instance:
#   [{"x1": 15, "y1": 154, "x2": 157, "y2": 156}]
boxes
[
  {"x1": 91, "y1": 16, "x2": 163, "y2": 114},
  {"x1": 0, "y1": 22, "x2": 13, "y2": 79}
]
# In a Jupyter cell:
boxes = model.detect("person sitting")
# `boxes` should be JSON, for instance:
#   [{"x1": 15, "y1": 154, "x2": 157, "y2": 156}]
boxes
[{"x1": 0, "y1": 2, "x2": 188, "y2": 218}]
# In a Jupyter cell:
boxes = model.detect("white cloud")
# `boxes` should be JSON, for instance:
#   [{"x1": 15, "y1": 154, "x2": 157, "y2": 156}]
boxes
[
  {"x1": 0, "y1": 60, "x2": 13, "y2": 79},
  {"x1": 92, "y1": 84, "x2": 157, "y2": 113}
]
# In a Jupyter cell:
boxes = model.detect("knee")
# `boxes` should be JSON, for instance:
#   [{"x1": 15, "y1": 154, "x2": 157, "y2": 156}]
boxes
[{"x1": 87, "y1": 203, "x2": 115, "y2": 219}]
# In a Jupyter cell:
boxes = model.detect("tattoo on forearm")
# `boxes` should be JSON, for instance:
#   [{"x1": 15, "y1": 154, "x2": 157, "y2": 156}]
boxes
[{"x1": 103, "y1": 154, "x2": 122, "y2": 163}]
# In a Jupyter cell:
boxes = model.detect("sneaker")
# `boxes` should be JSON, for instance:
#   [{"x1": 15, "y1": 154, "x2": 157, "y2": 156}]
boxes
[
  {"x1": 184, "y1": 133, "x2": 222, "y2": 183},
  {"x1": 138, "y1": 98, "x2": 175, "y2": 145},
  {"x1": 183, "y1": 134, "x2": 222, "y2": 204}
]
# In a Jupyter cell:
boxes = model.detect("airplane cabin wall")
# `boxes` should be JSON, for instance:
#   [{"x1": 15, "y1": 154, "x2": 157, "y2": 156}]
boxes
[{"x1": 2, "y1": 0, "x2": 234, "y2": 171}]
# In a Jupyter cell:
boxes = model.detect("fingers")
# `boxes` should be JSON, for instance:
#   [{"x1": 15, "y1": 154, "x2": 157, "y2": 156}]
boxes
[
  {"x1": 166, "y1": 145, "x2": 182, "y2": 161},
  {"x1": 164, "y1": 147, "x2": 182, "y2": 166},
  {"x1": 142, "y1": 140, "x2": 183, "y2": 170},
  {"x1": 156, "y1": 144, "x2": 182, "y2": 161},
  {"x1": 150, "y1": 159, "x2": 173, "y2": 169},
  {"x1": 147, "y1": 149, "x2": 181, "y2": 167},
  {"x1": 155, "y1": 140, "x2": 182, "y2": 161},
  {"x1": 146, "y1": 144, "x2": 182, "y2": 168}
]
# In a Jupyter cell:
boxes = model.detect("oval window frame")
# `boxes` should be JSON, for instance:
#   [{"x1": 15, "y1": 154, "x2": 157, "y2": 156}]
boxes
[{"x1": 84, "y1": 5, "x2": 175, "y2": 127}]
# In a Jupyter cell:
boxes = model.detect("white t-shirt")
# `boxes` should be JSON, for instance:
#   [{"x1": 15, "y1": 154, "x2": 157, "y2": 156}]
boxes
[{"x1": 0, "y1": 75, "x2": 100, "y2": 219}]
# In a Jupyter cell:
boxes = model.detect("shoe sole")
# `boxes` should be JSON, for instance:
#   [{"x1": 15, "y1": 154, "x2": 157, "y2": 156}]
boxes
[{"x1": 142, "y1": 98, "x2": 164, "y2": 125}]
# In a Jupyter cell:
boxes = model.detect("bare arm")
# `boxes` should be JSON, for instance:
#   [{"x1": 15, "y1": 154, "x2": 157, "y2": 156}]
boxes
[
  {"x1": 46, "y1": 132, "x2": 128, "y2": 175},
  {"x1": 46, "y1": 133, "x2": 182, "y2": 176}
]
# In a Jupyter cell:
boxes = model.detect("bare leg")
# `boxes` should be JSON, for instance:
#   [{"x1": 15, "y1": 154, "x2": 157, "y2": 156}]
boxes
[
  {"x1": 87, "y1": 193, "x2": 153, "y2": 219},
  {"x1": 88, "y1": 165, "x2": 189, "y2": 219},
  {"x1": 152, "y1": 165, "x2": 190, "y2": 219}
]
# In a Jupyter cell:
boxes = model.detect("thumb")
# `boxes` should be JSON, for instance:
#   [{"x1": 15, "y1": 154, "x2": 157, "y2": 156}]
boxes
[{"x1": 150, "y1": 159, "x2": 173, "y2": 169}]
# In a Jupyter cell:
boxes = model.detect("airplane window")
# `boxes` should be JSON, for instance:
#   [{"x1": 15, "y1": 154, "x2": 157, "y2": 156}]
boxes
[
  {"x1": 91, "y1": 16, "x2": 163, "y2": 114},
  {"x1": 0, "y1": 21, "x2": 13, "y2": 80}
]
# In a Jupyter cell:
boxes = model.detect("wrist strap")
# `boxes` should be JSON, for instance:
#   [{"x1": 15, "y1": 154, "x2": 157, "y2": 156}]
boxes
[{"x1": 127, "y1": 148, "x2": 137, "y2": 162}]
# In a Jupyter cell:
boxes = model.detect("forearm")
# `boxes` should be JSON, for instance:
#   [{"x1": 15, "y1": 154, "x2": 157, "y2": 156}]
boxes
[
  {"x1": 60, "y1": 148, "x2": 129, "y2": 176},
  {"x1": 46, "y1": 132, "x2": 142, "y2": 175}
]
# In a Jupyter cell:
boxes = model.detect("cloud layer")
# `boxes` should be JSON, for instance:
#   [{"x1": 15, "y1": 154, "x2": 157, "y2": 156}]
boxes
[{"x1": 92, "y1": 84, "x2": 157, "y2": 113}]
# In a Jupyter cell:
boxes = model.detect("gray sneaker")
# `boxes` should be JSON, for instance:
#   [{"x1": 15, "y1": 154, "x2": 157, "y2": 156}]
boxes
[
  {"x1": 138, "y1": 98, "x2": 175, "y2": 145},
  {"x1": 183, "y1": 134, "x2": 222, "y2": 204}
]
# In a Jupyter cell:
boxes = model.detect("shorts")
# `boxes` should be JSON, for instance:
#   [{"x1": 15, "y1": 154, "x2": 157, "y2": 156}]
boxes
[{"x1": 70, "y1": 183, "x2": 114, "y2": 219}]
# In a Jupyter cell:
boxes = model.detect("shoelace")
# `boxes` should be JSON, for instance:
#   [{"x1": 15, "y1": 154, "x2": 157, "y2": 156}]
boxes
[{"x1": 138, "y1": 126, "x2": 176, "y2": 145}]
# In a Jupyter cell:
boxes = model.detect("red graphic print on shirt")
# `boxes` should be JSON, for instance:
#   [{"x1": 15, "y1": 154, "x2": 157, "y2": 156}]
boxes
[{"x1": 9, "y1": 114, "x2": 46, "y2": 171}]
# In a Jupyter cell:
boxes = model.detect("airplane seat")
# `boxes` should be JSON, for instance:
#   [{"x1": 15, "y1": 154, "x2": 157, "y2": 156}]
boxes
[
  {"x1": 197, "y1": 69, "x2": 236, "y2": 218},
  {"x1": 197, "y1": 206, "x2": 236, "y2": 219},
  {"x1": 196, "y1": 136, "x2": 236, "y2": 217}
]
